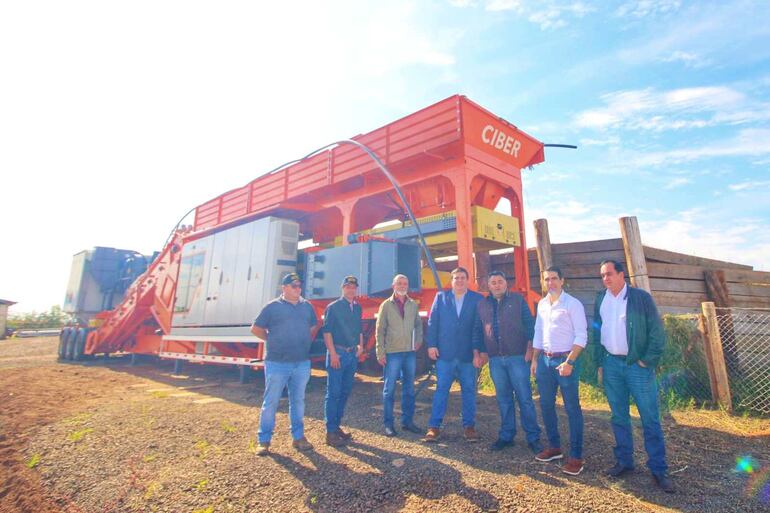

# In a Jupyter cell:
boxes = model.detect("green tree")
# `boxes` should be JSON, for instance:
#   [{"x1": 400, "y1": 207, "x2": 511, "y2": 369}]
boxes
[{"x1": 7, "y1": 305, "x2": 73, "y2": 330}]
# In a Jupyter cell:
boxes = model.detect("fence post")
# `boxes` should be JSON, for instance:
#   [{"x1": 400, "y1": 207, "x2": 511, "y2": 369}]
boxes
[
  {"x1": 619, "y1": 216, "x2": 651, "y2": 292},
  {"x1": 533, "y1": 218, "x2": 552, "y2": 295},
  {"x1": 704, "y1": 270, "x2": 732, "y2": 307},
  {"x1": 700, "y1": 301, "x2": 733, "y2": 412}
]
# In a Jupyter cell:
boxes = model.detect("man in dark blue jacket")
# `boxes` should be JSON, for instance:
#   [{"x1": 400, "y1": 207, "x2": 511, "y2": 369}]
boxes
[{"x1": 423, "y1": 267, "x2": 485, "y2": 443}]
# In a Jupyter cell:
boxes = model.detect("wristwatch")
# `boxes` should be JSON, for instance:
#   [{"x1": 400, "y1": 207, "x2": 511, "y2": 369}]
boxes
[{"x1": 566, "y1": 358, "x2": 576, "y2": 366}]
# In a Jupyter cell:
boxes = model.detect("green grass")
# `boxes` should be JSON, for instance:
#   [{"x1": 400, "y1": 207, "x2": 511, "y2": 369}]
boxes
[
  {"x1": 477, "y1": 314, "x2": 718, "y2": 413},
  {"x1": 63, "y1": 413, "x2": 93, "y2": 426},
  {"x1": 144, "y1": 481, "x2": 162, "y2": 500},
  {"x1": 26, "y1": 453, "x2": 41, "y2": 469},
  {"x1": 67, "y1": 428, "x2": 94, "y2": 443}
]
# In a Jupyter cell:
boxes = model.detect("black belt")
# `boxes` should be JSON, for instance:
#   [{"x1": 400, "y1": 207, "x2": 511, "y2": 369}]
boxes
[
  {"x1": 335, "y1": 345, "x2": 356, "y2": 353},
  {"x1": 543, "y1": 351, "x2": 570, "y2": 358},
  {"x1": 608, "y1": 353, "x2": 628, "y2": 359}
]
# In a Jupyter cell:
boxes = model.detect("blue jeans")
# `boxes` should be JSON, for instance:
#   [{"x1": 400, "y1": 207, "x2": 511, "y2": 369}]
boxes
[
  {"x1": 603, "y1": 354, "x2": 668, "y2": 474},
  {"x1": 428, "y1": 358, "x2": 477, "y2": 428},
  {"x1": 488, "y1": 355, "x2": 542, "y2": 448},
  {"x1": 535, "y1": 354, "x2": 584, "y2": 459},
  {"x1": 325, "y1": 350, "x2": 357, "y2": 433},
  {"x1": 258, "y1": 359, "x2": 311, "y2": 443},
  {"x1": 383, "y1": 351, "x2": 416, "y2": 428}
]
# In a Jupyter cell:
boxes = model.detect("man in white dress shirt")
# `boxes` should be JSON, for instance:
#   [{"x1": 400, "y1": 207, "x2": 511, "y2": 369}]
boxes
[{"x1": 530, "y1": 266, "x2": 588, "y2": 476}]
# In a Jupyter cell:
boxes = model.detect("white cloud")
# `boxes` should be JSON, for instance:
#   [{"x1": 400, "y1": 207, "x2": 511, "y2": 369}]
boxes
[
  {"x1": 661, "y1": 50, "x2": 712, "y2": 68},
  {"x1": 750, "y1": 156, "x2": 770, "y2": 166},
  {"x1": 574, "y1": 85, "x2": 747, "y2": 131},
  {"x1": 452, "y1": 0, "x2": 594, "y2": 29},
  {"x1": 663, "y1": 177, "x2": 691, "y2": 189},
  {"x1": 616, "y1": 0, "x2": 682, "y2": 18},
  {"x1": 485, "y1": 0, "x2": 523, "y2": 12},
  {"x1": 527, "y1": 2, "x2": 595, "y2": 30},
  {"x1": 641, "y1": 211, "x2": 770, "y2": 271},
  {"x1": 528, "y1": 9, "x2": 567, "y2": 30},
  {"x1": 579, "y1": 136, "x2": 621, "y2": 146},
  {"x1": 635, "y1": 128, "x2": 770, "y2": 166},
  {"x1": 728, "y1": 180, "x2": 770, "y2": 192}
]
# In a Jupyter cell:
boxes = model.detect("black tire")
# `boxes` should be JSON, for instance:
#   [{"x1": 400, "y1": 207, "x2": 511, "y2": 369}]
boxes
[
  {"x1": 73, "y1": 328, "x2": 88, "y2": 361},
  {"x1": 64, "y1": 328, "x2": 78, "y2": 360},
  {"x1": 239, "y1": 365, "x2": 253, "y2": 384},
  {"x1": 58, "y1": 328, "x2": 71, "y2": 360}
]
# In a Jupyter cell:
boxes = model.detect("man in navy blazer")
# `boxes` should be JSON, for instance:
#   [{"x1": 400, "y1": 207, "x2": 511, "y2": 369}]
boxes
[{"x1": 423, "y1": 267, "x2": 485, "y2": 443}]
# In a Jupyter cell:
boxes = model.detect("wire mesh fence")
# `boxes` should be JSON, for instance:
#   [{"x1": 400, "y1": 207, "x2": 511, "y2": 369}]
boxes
[
  {"x1": 656, "y1": 314, "x2": 713, "y2": 409},
  {"x1": 715, "y1": 307, "x2": 770, "y2": 415}
]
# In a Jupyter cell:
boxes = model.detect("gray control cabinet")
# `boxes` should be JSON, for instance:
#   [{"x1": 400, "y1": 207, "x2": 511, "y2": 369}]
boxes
[
  {"x1": 170, "y1": 216, "x2": 299, "y2": 334},
  {"x1": 304, "y1": 241, "x2": 420, "y2": 300}
]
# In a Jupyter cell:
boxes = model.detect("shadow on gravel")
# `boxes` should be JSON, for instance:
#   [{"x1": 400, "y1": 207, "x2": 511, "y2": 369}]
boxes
[
  {"x1": 270, "y1": 440, "x2": 499, "y2": 512},
  {"x1": 67, "y1": 356, "x2": 770, "y2": 512}
]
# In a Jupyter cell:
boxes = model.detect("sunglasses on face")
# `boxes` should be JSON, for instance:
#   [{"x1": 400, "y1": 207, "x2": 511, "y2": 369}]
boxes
[{"x1": 287, "y1": 283, "x2": 302, "y2": 289}]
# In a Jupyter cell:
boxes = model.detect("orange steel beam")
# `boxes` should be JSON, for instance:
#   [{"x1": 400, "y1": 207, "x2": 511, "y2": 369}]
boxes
[{"x1": 85, "y1": 228, "x2": 188, "y2": 355}]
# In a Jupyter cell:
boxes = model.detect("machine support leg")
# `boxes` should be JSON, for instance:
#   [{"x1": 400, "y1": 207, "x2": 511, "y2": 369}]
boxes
[{"x1": 239, "y1": 365, "x2": 251, "y2": 384}]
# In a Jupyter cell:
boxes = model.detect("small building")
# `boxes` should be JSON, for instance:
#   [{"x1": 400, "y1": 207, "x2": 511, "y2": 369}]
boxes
[{"x1": 0, "y1": 299, "x2": 17, "y2": 340}]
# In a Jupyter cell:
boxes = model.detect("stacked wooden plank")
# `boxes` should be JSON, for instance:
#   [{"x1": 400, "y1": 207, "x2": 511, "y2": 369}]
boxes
[
  {"x1": 512, "y1": 238, "x2": 770, "y2": 315},
  {"x1": 523, "y1": 239, "x2": 622, "y2": 319},
  {"x1": 643, "y1": 245, "x2": 770, "y2": 313}
]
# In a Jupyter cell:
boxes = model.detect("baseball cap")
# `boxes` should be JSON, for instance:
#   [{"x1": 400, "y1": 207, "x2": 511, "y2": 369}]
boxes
[
  {"x1": 341, "y1": 275, "x2": 359, "y2": 287},
  {"x1": 281, "y1": 273, "x2": 302, "y2": 285}
]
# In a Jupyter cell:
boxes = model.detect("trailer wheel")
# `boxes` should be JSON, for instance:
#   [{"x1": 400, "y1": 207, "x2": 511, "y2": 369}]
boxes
[
  {"x1": 66, "y1": 328, "x2": 81, "y2": 360},
  {"x1": 58, "y1": 328, "x2": 71, "y2": 360},
  {"x1": 239, "y1": 365, "x2": 253, "y2": 384},
  {"x1": 73, "y1": 328, "x2": 88, "y2": 361}
]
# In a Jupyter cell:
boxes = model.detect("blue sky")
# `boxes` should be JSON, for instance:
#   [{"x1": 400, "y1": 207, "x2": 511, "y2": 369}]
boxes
[{"x1": 2, "y1": 0, "x2": 769, "y2": 312}]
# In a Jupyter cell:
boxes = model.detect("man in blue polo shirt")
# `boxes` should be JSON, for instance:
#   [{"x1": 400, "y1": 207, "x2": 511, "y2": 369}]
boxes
[
  {"x1": 323, "y1": 275, "x2": 364, "y2": 447},
  {"x1": 251, "y1": 272, "x2": 319, "y2": 456}
]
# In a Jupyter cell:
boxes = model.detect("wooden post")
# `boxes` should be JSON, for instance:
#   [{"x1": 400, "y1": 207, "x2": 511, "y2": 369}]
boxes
[
  {"x1": 533, "y1": 218, "x2": 553, "y2": 295},
  {"x1": 700, "y1": 301, "x2": 733, "y2": 412},
  {"x1": 704, "y1": 270, "x2": 732, "y2": 307},
  {"x1": 619, "y1": 216, "x2": 651, "y2": 292},
  {"x1": 704, "y1": 269, "x2": 738, "y2": 377}
]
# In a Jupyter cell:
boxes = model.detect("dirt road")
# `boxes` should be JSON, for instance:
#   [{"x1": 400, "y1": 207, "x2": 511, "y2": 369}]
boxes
[{"x1": 1, "y1": 337, "x2": 768, "y2": 512}]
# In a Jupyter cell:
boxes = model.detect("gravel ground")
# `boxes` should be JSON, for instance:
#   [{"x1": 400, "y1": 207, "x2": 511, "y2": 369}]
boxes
[{"x1": 2, "y1": 337, "x2": 769, "y2": 512}]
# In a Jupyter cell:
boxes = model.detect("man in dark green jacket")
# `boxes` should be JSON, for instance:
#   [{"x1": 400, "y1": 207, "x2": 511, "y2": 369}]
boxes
[{"x1": 593, "y1": 259, "x2": 674, "y2": 493}]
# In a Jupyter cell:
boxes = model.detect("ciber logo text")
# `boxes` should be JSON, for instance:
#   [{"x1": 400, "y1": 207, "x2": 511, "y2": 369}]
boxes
[{"x1": 481, "y1": 125, "x2": 522, "y2": 158}]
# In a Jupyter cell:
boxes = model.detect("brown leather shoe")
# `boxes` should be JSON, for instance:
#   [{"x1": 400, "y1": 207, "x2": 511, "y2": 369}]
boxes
[
  {"x1": 562, "y1": 457, "x2": 585, "y2": 476},
  {"x1": 336, "y1": 428, "x2": 353, "y2": 440},
  {"x1": 463, "y1": 427, "x2": 480, "y2": 442},
  {"x1": 256, "y1": 442, "x2": 270, "y2": 456},
  {"x1": 292, "y1": 437, "x2": 313, "y2": 451},
  {"x1": 326, "y1": 432, "x2": 345, "y2": 447},
  {"x1": 422, "y1": 427, "x2": 440, "y2": 443},
  {"x1": 535, "y1": 447, "x2": 563, "y2": 462}
]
